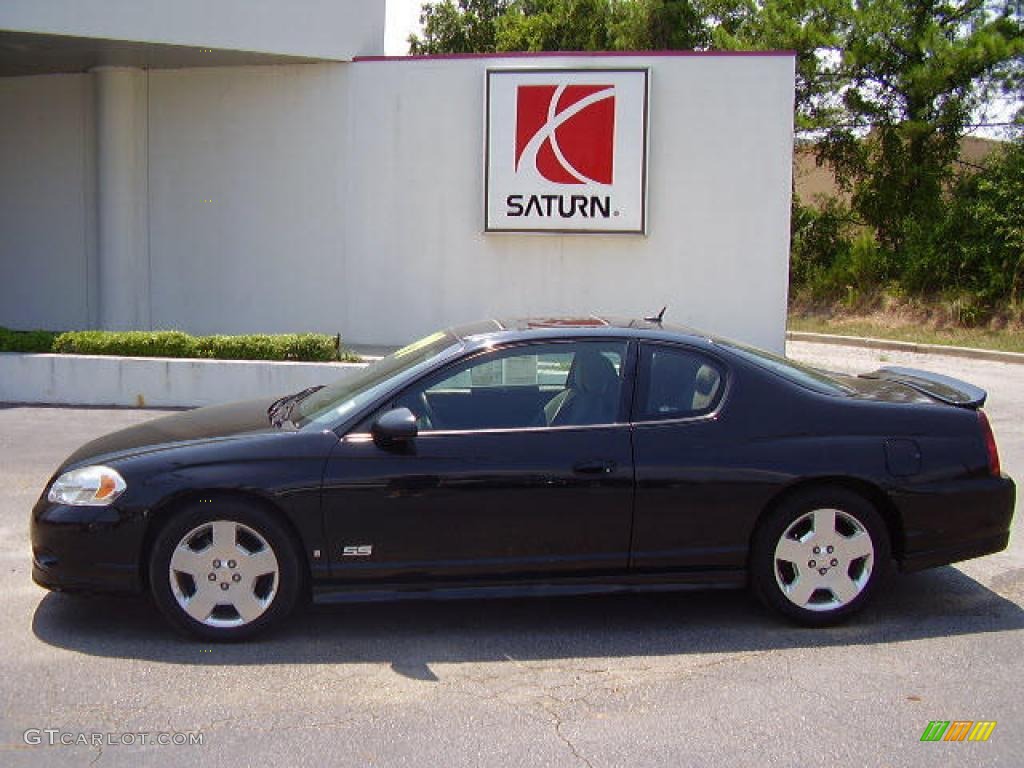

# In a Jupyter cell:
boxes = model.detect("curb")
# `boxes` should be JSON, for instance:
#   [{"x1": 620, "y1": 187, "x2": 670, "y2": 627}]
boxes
[{"x1": 786, "y1": 331, "x2": 1024, "y2": 366}]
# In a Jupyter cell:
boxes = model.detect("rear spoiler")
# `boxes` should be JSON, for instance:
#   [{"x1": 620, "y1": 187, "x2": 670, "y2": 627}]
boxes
[{"x1": 859, "y1": 366, "x2": 987, "y2": 409}]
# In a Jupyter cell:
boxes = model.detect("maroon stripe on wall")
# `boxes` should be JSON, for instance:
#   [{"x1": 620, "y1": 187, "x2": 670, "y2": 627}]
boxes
[{"x1": 354, "y1": 50, "x2": 797, "y2": 63}]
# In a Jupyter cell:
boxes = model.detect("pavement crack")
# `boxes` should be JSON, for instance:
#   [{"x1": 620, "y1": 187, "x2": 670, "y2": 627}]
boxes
[
  {"x1": 555, "y1": 717, "x2": 594, "y2": 768},
  {"x1": 540, "y1": 702, "x2": 594, "y2": 768}
]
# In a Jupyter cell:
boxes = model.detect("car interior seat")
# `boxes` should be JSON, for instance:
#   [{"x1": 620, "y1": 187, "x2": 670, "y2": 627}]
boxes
[
  {"x1": 691, "y1": 364, "x2": 722, "y2": 411},
  {"x1": 544, "y1": 350, "x2": 620, "y2": 426}
]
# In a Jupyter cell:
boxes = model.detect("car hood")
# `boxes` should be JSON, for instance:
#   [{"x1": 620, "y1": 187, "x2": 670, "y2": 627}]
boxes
[{"x1": 59, "y1": 397, "x2": 280, "y2": 471}]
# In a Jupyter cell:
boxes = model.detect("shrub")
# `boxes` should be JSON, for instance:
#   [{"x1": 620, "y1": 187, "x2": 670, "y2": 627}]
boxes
[
  {"x1": 53, "y1": 330, "x2": 195, "y2": 358},
  {"x1": 192, "y1": 333, "x2": 341, "y2": 362},
  {"x1": 790, "y1": 198, "x2": 854, "y2": 293},
  {"x1": 940, "y1": 137, "x2": 1024, "y2": 309},
  {"x1": 2, "y1": 327, "x2": 358, "y2": 362},
  {"x1": 790, "y1": 198, "x2": 895, "y2": 306},
  {"x1": 0, "y1": 327, "x2": 59, "y2": 353}
]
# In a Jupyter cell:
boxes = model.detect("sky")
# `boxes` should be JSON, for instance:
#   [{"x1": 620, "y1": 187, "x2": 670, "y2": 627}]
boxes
[{"x1": 385, "y1": 0, "x2": 423, "y2": 55}]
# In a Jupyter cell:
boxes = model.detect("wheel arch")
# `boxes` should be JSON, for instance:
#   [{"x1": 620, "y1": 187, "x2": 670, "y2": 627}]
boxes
[
  {"x1": 139, "y1": 488, "x2": 312, "y2": 597},
  {"x1": 753, "y1": 476, "x2": 905, "y2": 561}
]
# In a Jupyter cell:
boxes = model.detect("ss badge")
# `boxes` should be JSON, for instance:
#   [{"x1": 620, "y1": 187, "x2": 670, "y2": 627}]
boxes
[{"x1": 341, "y1": 544, "x2": 373, "y2": 557}]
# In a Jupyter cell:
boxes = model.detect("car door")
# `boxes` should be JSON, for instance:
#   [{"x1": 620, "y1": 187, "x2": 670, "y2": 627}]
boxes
[
  {"x1": 630, "y1": 342, "x2": 747, "y2": 572},
  {"x1": 321, "y1": 339, "x2": 636, "y2": 582}
]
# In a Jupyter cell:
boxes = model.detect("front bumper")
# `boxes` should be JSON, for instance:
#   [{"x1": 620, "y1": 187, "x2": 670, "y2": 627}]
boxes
[
  {"x1": 894, "y1": 474, "x2": 1016, "y2": 573},
  {"x1": 31, "y1": 499, "x2": 146, "y2": 595}
]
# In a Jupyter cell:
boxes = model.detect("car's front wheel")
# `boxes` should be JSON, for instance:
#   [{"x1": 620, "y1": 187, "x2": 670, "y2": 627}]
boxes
[
  {"x1": 751, "y1": 487, "x2": 891, "y2": 626},
  {"x1": 149, "y1": 499, "x2": 301, "y2": 640}
]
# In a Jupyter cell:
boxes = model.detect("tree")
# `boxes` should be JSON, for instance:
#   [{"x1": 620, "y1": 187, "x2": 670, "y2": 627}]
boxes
[
  {"x1": 717, "y1": 1, "x2": 1022, "y2": 285},
  {"x1": 495, "y1": 0, "x2": 617, "y2": 50},
  {"x1": 827, "y1": 2, "x2": 1021, "y2": 258},
  {"x1": 409, "y1": 0, "x2": 710, "y2": 53},
  {"x1": 942, "y1": 136, "x2": 1024, "y2": 304},
  {"x1": 409, "y1": 0, "x2": 509, "y2": 54},
  {"x1": 607, "y1": 0, "x2": 712, "y2": 50}
]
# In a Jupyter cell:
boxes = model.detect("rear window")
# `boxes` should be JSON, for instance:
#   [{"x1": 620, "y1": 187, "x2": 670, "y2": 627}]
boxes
[
  {"x1": 715, "y1": 339, "x2": 853, "y2": 396},
  {"x1": 636, "y1": 345, "x2": 725, "y2": 421}
]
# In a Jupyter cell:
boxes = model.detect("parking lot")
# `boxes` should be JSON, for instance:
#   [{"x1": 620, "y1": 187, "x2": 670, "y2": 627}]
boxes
[{"x1": 1, "y1": 341, "x2": 1021, "y2": 767}]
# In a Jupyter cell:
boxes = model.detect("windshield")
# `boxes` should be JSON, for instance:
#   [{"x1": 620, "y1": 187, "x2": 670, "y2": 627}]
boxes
[
  {"x1": 714, "y1": 337, "x2": 854, "y2": 396},
  {"x1": 293, "y1": 330, "x2": 462, "y2": 429}
]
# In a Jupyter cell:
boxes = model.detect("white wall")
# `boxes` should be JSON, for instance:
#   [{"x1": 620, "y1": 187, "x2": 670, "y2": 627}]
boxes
[
  {"x1": 0, "y1": 0, "x2": 385, "y2": 60},
  {"x1": 147, "y1": 64, "x2": 351, "y2": 335},
  {"x1": 342, "y1": 54, "x2": 795, "y2": 351},
  {"x1": 0, "y1": 73, "x2": 95, "y2": 330},
  {"x1": 0, "y1": 54, "x2": 794, "y2": 353}
]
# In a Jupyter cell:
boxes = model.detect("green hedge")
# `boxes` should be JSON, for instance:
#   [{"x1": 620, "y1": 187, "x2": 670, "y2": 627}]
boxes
[
  {"x1": 0, "y1": 327, "x2": 360, "y2": 362},
  {"x1": 0, "y1": 327, "x2": 59, "y2": 353}
]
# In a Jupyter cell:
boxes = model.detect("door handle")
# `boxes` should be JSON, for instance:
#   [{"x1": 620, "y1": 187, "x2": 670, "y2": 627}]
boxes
[{"x1": 572, "y1": 460, "x2": 617, "y2": 475}]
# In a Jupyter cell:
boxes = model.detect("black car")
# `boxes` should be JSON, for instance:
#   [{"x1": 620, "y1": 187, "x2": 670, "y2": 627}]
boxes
[{"x1": 32, "y1": 317, "x2": 1015, "y2": 640}]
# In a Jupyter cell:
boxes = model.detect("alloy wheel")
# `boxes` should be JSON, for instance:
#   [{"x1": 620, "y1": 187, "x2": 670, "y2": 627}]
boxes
[
  {"x1": 772, "y1": 507, "x2": 875, "y2": 612},
  {"x1": 168, "y1": 519, "x2": 280, "y2": 628}
]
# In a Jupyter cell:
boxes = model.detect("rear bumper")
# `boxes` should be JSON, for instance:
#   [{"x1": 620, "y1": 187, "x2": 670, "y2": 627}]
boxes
[
  {"x1": 30, "y1": 499, "x2": 145, "y2": 595},
  {"x1": 899, "y1": 531, "x2": 1010, "y2": 573},
  {"x1": 894, "y1": 474, "x2": 1015, "y2": 573}
]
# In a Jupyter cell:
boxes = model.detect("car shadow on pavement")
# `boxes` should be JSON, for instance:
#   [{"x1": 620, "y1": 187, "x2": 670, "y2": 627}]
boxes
[{"x1": 32, "y1": 565, "x2": 1023, "y2": 680}]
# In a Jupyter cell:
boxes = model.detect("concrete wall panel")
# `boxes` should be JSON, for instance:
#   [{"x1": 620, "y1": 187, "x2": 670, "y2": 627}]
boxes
[
  {"x1": 147, "y1": 64, "x2": 350, "y2": 336},
  {"x1": 0, "y1": 352, "x2": 364, "y2": 407},
  {"x1": 0, "y1": 73, "x2": 94, "y2": 331}
]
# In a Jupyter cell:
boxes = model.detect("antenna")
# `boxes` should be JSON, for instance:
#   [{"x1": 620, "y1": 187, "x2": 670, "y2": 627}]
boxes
[{"x1": 644, "y1": 306, "x2": 667, "y2": 324}]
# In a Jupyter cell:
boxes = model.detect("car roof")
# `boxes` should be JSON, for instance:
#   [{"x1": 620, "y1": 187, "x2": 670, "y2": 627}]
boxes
[{"x1": 450, "y1": 315, "x2": 720, "y2": 350}]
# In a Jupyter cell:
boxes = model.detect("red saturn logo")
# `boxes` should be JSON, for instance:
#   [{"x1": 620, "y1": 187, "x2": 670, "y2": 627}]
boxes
[{"x1": 515, "y1": 84, "x2": 615, "y2": 185}]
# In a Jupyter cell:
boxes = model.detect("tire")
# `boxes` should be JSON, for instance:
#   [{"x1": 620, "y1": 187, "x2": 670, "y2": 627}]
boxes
[
  {"x1": 750, "y1": 487, "x2": 891, "y2": 626},
  {"x1": 149, "y1": 498, "x2": 301, "y2": 641}
]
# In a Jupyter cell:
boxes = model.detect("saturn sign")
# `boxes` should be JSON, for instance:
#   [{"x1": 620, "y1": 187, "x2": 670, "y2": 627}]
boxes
[{"x1": 485, "y1": 68, "x2": 649, "y2": 234}]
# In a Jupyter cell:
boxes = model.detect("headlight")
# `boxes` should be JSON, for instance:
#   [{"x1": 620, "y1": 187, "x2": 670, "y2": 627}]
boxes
[{"x1": 47, "y1": 465, "x2": 127, "y2": 506}]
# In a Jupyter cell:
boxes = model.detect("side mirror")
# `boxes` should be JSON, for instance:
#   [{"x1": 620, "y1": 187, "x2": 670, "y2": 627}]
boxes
[{"x1": 372, "y1": 407, "x2": 418, "y2": 446}]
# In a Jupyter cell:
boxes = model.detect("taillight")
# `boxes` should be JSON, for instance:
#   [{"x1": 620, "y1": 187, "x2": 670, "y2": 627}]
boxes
[{"x1": 978, "y1": 410, "x2": 1001, "y2": 477}]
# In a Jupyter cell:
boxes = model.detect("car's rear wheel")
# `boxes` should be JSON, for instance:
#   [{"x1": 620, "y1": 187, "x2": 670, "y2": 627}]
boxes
[
  {"x1": 149, "y1": 499, "x2": 301, "y2": 640},
  {"x1": 751, "y1": 487, "x2": 891, "y2": 626}
]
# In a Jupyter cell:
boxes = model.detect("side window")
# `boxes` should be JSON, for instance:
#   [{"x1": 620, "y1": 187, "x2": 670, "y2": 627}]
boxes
[
  {"x1": 394, "y1": 341, "x2": 628, "y2": 432},
  {"x1": 636, "y1": 345, "x2": 725, "y2": 421}
]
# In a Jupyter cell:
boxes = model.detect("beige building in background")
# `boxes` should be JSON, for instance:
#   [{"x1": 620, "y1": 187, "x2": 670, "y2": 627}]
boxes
[{"x1": 794, "y1": 136, "x2": 1002, "y2": 206}]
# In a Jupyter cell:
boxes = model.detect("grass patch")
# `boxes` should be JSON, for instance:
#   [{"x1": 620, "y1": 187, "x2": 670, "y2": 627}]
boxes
[
  {"x1": 0, "y1": 327, "x2": 361, "y2": 362},
  {"x1": 789, "y1": 315, "x2": 1024, "y2": 354}
]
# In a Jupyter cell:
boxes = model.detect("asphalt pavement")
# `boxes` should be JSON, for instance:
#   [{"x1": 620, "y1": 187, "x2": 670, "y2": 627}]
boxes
[{"x1": 0, "y1": 340, "x2": 1021, "y2": 767}]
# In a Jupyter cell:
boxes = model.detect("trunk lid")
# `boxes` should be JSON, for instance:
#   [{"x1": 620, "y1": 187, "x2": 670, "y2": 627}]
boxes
[{"x1": 857, "y1": 366, "x2": 987, "y2": 409}]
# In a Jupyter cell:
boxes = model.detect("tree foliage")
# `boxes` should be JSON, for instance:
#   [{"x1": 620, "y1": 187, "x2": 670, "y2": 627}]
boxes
[
  {"x1": 409, "y1": 0, "x2": 509, "y2": 54},
  {"x1": 721, "y1": 2, "x2": 1023, "y2": 311},
  {"x1": 828, "y1": 2, "x2": 1020, "y2": 253},
  {"x1": 409, "y1": 0, "x2": 710, "y2": 53},
  {"x1": 941, "y1": 136, "x2": 1024, "y2": 304}
]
